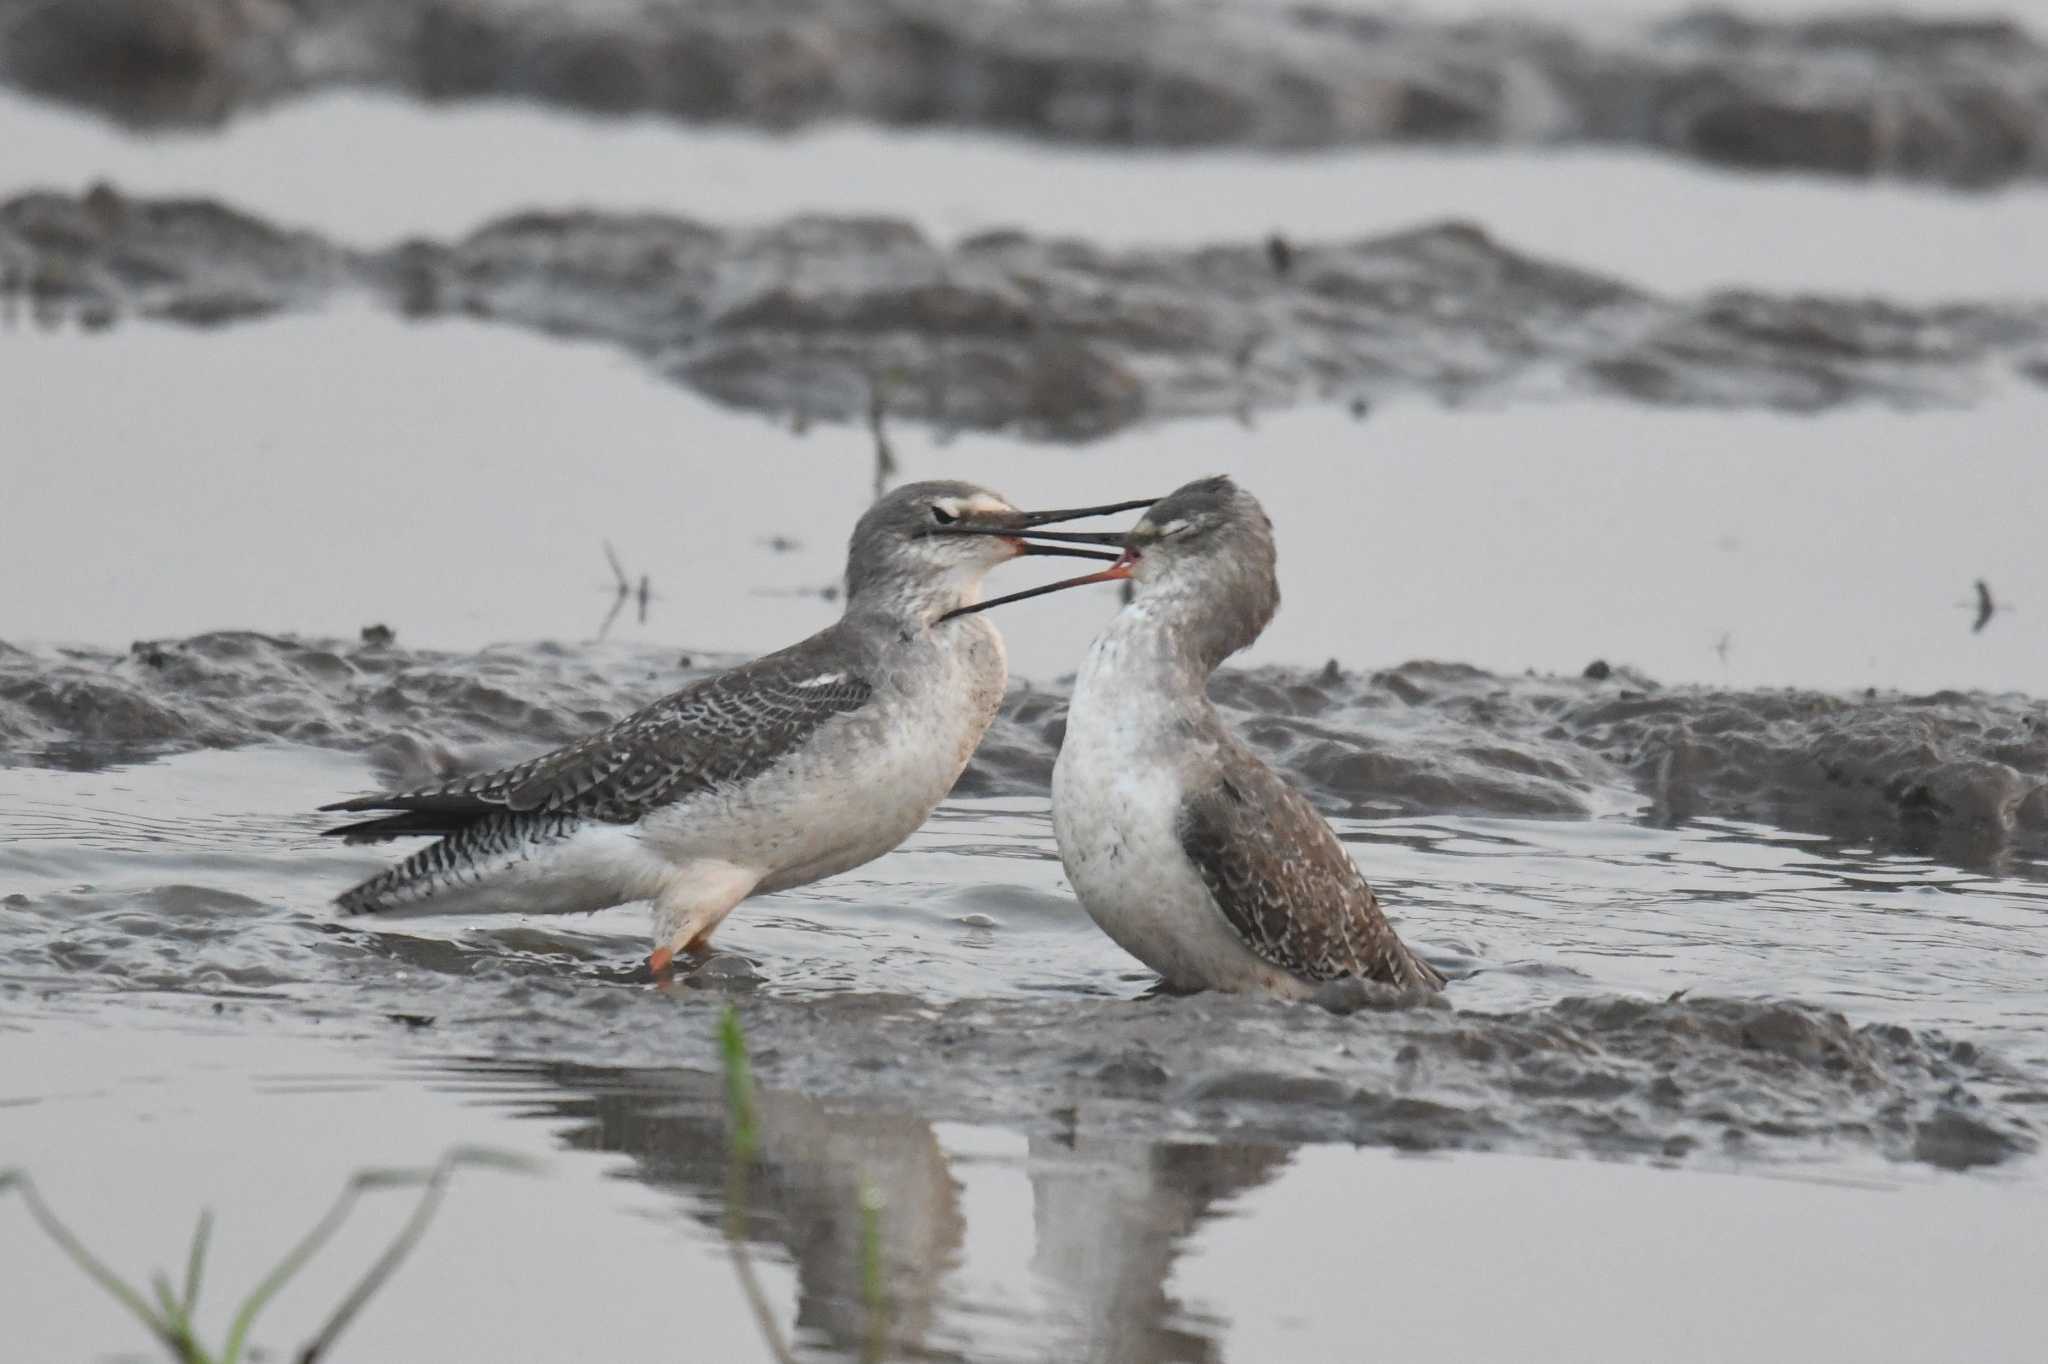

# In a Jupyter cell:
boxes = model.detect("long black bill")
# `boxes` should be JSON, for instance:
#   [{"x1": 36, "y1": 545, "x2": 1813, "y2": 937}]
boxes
[
  {"x1": 943, "y1": 526, "x2": 1128, "y2": 546},
  {"x1": 921, "y1": 496, "x2": 1157, "y2": 547},
  {"x1": 1002, "y1": 497, "x2": 1158, "y2": 529},
  {"x1": 940, "y1": 557, "x2": 1135, "y2": 623}
]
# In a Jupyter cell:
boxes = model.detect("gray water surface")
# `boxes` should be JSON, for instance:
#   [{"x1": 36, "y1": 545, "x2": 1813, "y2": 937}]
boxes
[{"x1": 4, "y1": 742, "x2": 2047, "y2": 1361}]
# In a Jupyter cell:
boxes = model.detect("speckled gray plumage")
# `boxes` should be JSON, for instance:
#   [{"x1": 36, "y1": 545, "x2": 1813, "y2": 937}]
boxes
[
  {"x1": 324, "y1": 634, "x2": 875, "y2": 912},
  {"x1": 1177, "y1": 763, "x2": 1446, "y2": 990},
  {"x1": 326, "y1": 635, "x2": 872, "y2": 831}
]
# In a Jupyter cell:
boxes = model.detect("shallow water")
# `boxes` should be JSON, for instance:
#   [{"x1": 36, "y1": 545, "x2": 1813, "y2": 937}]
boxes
[
  {"x1": 5, "y1": 743, "x2": 2048, "y2": 1360},
  {"x1": 10, "y1": 1031, "x2": 2045, "y2": 1364},
  {"x1": 7, "y1": 310, "x2": 2047, "y2": 694},
  {"x1": 11, "y1": 85, "x2": 2048, "y2": 299}
]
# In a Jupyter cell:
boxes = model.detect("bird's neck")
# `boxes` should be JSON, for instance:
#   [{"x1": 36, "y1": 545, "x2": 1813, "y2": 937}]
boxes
[
  {"x1": 845, "y1": 567, "x2": 990, "y2": 631},
  {"x1": 1077, "y1": 589, "x2": 1221, "y2": 710}
]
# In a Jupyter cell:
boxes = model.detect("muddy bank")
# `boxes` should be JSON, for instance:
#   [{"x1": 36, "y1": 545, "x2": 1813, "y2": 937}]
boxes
[
  {"x1": 7, "y1": 880, "x2": 2037, "y2": 1172},
  {"x1": 4, "y1": 1, "x2": 2048, "y2": 188},
  {"x1": 569, "y1": 987, "x2": 2040, "y2": 1172},
  {"x1": 4, "y1": 633, "x2": 2042, "y2": 865},
  {"x1": 8, "y1": 188, "x2": 2048, "y2": 436}
]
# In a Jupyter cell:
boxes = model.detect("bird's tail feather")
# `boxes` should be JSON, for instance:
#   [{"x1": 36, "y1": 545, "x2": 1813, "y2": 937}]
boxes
[
  {"x1": 334, "y1": 811, "x2": 643, "y2": 919},
  {"x1": 325, "y1": 810, "x2": 477, "y2": 844}
]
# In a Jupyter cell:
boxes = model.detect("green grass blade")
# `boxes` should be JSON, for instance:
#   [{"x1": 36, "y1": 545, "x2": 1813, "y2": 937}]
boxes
[
  {"x1": 295, "y1": 1148, "x2": 536, "y2": 1364},
  {"x1": 719, "y1": 1006, "x2": 758, "y2": 1162},
  {"x1": 182, "y1": 1209, "x2": 212, "y2": 1318},
  {"x1": 2, "y1": 1170, "x2": 179, "y2": 1352},
  {"x1": 219, "y1": 1180, "x2": 370, "y2": 1364},
  {"x1": 859, "y1": 1183, "x2": 888, "y2": 1364},
  {"x1": 153, "y1": 1270, "x2": 180, "y2": 1320},
  {"x1": 725, "y1": 1226, "x2": 797, "y2": 1364},
  {"x1": 290, "y1": 1162, "x2": 450, "y2": 1364}
]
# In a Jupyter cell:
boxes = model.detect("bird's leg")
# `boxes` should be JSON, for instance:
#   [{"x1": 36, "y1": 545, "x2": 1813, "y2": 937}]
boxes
[{"x1": 647, "y1": 863, "x2": 760, "y2": 974}]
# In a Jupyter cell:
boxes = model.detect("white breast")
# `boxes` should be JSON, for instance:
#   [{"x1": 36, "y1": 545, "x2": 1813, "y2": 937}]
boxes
[
  {"x1": 1052, "y1": 631, "x2": 1277, "y2": 991},
  {"x1": 643, "y1": 618, "x2": 1007, "y2": 895}
]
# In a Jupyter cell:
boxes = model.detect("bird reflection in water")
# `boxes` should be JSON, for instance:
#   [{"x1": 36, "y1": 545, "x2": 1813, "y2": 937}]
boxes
[{"x1": 504, "y1": 1061, "x2": 1290, "y2": 1362}]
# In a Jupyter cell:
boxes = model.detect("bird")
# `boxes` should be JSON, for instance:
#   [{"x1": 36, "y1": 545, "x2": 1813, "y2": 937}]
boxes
[
  {"x1": 1973, "y1": 579, "x2": 1997, "y2": 634},
  {"x1": 943, "y1": 476, "x2": 1443, "y2": 997},
  {"x1": 319, "y1": 481, "x2": 1151, "y2": 974}
]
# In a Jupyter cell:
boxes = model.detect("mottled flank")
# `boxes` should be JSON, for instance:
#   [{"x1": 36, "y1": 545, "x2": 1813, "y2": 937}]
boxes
[
  {"x1": 323, "y1": 635, "x2": 873, "y2": 912},
  {"x1": 8, "y1": 190, "x2": 2048, "y2": 440},
  {"x1": 1179, "y1": 769, "x2": 1445, "y2": 991},
  {"x1": 2, "y1": 634, "x2": 2042, "y2": 872},
  {"x1": 5, "y1": 1, "x2": 2048, "y2": 187},
  {"x1": 323, "y1": 636, "x2": 873, "y2": 836}
]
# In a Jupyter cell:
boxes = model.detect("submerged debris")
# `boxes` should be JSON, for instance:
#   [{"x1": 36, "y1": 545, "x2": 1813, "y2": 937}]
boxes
[{"x1": 1972, "y1": 578, "x2": 1999, "y2": 634}]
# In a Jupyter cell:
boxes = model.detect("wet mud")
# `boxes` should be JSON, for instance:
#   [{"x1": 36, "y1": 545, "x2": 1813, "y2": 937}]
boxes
[
  {"x1": 6, "y1": 885, "x2": 2037, "y2": 1175},
  {"x1": 5, "y1": 633, "x2": 2043, "y2": 867},
  {"x1": 5, "y1": 2, "x2": 2048, "y2": 189},
  {"x1": 5, "y1": 635, "x2": 2046, "y2": 1178},
  {"x1": 7, "y1": 187, "x2": 2048, "y2": 438}
]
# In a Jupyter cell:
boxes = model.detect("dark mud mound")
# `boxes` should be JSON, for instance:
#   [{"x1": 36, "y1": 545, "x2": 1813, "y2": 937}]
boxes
[
  {"x1": 0, "y1": 632, "x2": 679, "y2": 778},
  {"x1": 0, "y1": 186, "x2": 343, "y2": 327},
  {"x1": 5, "y1": 1, "x2": 2048, "y2": 187},
  {"x1": 4, "y1": 634, "x2": 2042, "y2": 866},
  {"x1": 9, "y1": 190, "x2": 2048, "y2": 436},
  {"x1": 696, "y1": 989, "x2": 2038, "y2": 1171}
]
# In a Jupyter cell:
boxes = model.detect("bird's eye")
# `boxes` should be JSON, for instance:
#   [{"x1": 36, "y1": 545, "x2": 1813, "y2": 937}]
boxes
[
  {"x1": 1160, "y1": 519, "x2": 1193, "y2": 537},
  {"x1": 930, "y1": 505, "x2": 958, "y2": 525}
]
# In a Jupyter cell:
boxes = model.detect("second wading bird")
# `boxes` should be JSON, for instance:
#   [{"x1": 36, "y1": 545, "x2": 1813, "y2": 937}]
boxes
[
  {"x1": 320, "y1": 482, "x2": 1151, "y2": 974},
  {"x1": 945, "y1": 476, "x2": 1444, "y2": 996}
]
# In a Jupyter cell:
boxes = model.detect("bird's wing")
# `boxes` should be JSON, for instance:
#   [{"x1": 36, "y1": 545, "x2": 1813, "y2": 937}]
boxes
[
  {"x1": 321, "y1": 636, "x2": 875, "y2": 839},
  {"x1": 1174, "y1": 761, "x2": 1444, "y2": 990}
]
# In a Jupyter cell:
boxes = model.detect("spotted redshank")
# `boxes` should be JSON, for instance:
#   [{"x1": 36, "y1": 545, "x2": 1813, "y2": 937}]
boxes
[
  {"x1": 944, "y1": 475, "x2": 1443, "y2": 995},
  {"x1": 321, "y1": 481, "x2": 1150, "y2": 973}
]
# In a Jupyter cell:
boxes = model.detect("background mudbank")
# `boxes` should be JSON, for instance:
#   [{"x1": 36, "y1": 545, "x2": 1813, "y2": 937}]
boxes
[
  {"x1": 8, "y1": 188, "x2": 2048, "y2": 438},
  {"x1": 6, "y1": 1, "x2": 2048, "y2": 188}
]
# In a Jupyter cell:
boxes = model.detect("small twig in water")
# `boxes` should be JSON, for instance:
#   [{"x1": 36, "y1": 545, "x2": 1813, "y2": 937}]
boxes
[
  {"x1": 1971, "y1": 578, "x2": 1998, "y2": 634},
  {"x1": 596, "y1": 540, "x2": 657, "y2": 640},
  {"x1": 867, "y1": 381, "x2": 897, "y2": 501}
]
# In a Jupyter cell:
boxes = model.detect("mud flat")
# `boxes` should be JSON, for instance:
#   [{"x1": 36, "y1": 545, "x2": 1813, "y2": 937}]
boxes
[
  {"x1": 4, "y1": 1, "x2": 2048, "y2": 188},
  {"x1": 1, "y1": 737, "x2": 2042, "y2": 1182},
  {"x1": 8, "y1": 187, "x2": 2048, "y2": 437},
  {"x1": 4, "y1": 633, "x2": 2042, "y2": 866}
]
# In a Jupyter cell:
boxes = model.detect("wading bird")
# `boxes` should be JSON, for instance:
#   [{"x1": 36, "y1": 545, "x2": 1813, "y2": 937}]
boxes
[
  {"x1": 321, "y1": 482, "x2": 1150, "y2": 974},
  {"x1": 945, "y1": 476, "x2": 1443, "y2": 996}
]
